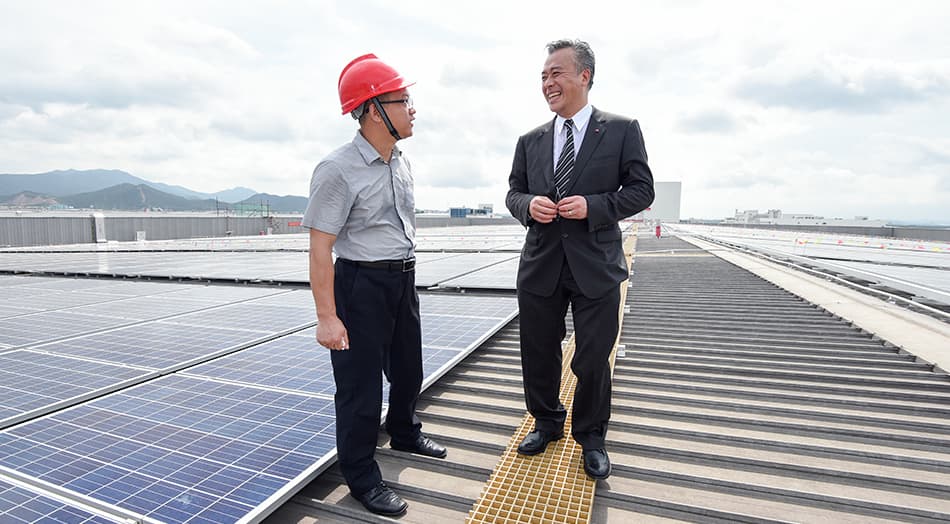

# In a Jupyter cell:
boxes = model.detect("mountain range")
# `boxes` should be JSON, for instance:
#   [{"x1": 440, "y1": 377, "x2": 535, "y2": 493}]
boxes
[{"x1": 0, "y1": 169, "x2": 308, "y2": 213}]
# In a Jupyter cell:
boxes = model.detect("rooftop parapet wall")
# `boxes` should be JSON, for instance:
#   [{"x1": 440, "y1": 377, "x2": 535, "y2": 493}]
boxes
[{"x1": 0, "y1": 214, "x2": 521, "y2": 248}]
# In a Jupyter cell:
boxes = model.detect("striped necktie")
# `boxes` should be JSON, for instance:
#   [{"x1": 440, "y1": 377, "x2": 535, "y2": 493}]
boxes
[{"x1": 554, "y1": 119, "x2": 575, "y2": 199}]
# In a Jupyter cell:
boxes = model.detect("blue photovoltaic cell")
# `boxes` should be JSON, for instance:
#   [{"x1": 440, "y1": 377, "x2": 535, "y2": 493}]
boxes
[
  {"x1": 161, "y1": 302, "x2": 315, "y2": 333},
  {"x1": 421, "y1": 348, "x2": 460, "y2": 377},
  {"x1": 1, "y1": 286, "x2": 62, "y2": 300},
  {"x1": 0, "y1": 350, "x2": 147, "y2": 428},
  {"x1": 157, "y1": 284, "x2": 286, "y2": 302},
  {"x1": 3, "y1": 278, "x2": 126, "y2": 292},
  {"x1": 0, "y1": 311, "x2": 133, "y2": 348},
  {"x1": 0, "y1": 478, "x2": 120, "y2": 523},
  {"x1": 421, "y1": 315, "x2": 509, "y2": 350},
  {"x1": 183, "y1": 336, "x2": 461, "y2": 400},
  {"x1": 65, "y1": 296, "x2": 221, "y2": 321},
  {"x1": 438, "y1": 258, "x2": 520, "y2": 290},
  {"x1": 414, "y1": 253, "x2": 518, "y2": 287},
  {"x1": 237, "y1": 289, "x2": 317, "y2": 308},
  {"x1": 182, "y1": 336, "x2": 336, "y2": 396},
  {"x1": 0, "y1": 375, "x2": 336, "y2": 524},
  {"x1": 1, "y1": 291, "x2": 125, "y2": 310},
  {"x1": 419, "y1": 294, "x2": 518, "y2": 319},
  {"x1": 36, "y1": 322, "x2": 270, "y2": 370},
  {"x1": 0, "y1": 304, "x2": 40, "y2": 320}
]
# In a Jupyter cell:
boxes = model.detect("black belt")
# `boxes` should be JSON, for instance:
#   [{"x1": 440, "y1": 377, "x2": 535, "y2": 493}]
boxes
[{"x1": 339, "y1": 257, "x2": 415, "y2": 272}]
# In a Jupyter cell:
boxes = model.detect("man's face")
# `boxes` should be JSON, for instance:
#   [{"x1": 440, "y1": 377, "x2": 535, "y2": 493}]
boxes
[
  {"x1": 541, "y1": 48, "x2": 589, "y2": 118},
  {"x1": 376, "y1": 88, "x2": 415, "y2": 139}
]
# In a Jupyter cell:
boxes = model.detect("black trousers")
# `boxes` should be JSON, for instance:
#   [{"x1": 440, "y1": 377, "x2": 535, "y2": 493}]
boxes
[
  {"x1": 518, "y1": 259, "x2": 621, "y2": 450},
  {"x1": 330, "y1": 259, "x2": 423, "y2": 496}
]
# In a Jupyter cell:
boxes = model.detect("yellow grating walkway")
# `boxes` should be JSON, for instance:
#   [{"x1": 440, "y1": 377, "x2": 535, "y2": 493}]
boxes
[{"x1": 466, "y1": 232, "x2": 637, "y2": 524}]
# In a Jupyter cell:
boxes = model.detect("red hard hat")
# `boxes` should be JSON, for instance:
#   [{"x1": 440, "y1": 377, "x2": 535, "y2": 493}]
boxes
[{"x1": 338, "y1": 54, "x2": 415, "y2": 115}]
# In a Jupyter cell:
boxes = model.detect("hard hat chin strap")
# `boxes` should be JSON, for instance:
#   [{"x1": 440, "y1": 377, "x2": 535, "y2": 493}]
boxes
[{"x1": 371, "y1": 98, "x2": 402, "y2": 140}]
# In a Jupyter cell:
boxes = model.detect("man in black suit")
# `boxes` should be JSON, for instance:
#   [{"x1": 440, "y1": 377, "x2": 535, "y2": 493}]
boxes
[{"x1": 505, "y1": 39, "x2": 654, "y2": 480}]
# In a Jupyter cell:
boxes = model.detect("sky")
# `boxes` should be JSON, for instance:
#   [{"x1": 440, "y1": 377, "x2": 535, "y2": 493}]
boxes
[{"x1": 1, "y1": 1, "x2": 948, "y2": 223}]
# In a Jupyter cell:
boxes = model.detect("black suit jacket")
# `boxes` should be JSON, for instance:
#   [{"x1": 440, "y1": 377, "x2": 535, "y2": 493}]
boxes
[{"x1": 506, "y1": 107, "x2": 655, "y2": 298}]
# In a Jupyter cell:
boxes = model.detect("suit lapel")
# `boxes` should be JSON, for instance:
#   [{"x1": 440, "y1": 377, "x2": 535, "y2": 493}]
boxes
[
  {"x1": 538, "y1": 118, "x2": 556, "y2": 197},
  {"x1": 563, "y1": 107, "x2": 606, "y2": 197}
]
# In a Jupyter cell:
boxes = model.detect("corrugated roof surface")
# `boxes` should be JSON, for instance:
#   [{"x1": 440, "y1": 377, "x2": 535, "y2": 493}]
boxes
[{"x1": 267, "y1": 235, "x2": 950, "y2": 523}]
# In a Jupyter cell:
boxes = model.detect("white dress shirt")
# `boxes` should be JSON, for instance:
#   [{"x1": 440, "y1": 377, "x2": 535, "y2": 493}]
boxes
[{"x1": 553, "y1": 103, "x2": 593, "y2": 167}]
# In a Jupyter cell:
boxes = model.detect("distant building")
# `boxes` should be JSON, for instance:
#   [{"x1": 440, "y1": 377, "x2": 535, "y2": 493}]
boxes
[
  {"x1": 449, "y1": 203, "x2": 493, "y2": 218},
  {"x1": 725, "y1": 209, "x2": 887, "y2": 227},
  {"x1": 632, "y1": 181, "x2": 681, "y2": 223}
]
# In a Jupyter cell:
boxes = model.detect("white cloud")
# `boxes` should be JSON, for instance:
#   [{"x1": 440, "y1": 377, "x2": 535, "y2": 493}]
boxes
[
  {"x1": 675, "y1": 109, "x2": 741, "y2": 134},
  {"x1": 1, "y1": 0, "x2": 949, "y2": 223},
  {"x1": 735, "y1": 56, "x2": 950, "y2": 113}
]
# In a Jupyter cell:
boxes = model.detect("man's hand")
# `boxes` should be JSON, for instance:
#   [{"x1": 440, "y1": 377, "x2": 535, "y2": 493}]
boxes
[
  {"x1": 529, "y1": 196, "x2": 558, "y2": 223},
  {"x1": 557, "y1": 196, "x2": 588, "y2": 220},
  {"x1": 317, "y1": 315, "x2": 349, "y2": 351}
]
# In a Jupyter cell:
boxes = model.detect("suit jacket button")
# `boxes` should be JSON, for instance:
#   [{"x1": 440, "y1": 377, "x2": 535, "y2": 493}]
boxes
[{"x1": 562, "y1": 233, "x2": 569, "y2": 238}]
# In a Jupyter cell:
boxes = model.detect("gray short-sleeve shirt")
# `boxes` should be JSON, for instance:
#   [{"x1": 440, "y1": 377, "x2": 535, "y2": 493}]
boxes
[{"x1": 302, "y1": 132, "x2": 416, "y2": 261}]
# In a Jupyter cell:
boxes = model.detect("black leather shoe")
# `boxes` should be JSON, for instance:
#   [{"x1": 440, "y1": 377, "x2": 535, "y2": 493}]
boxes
[
  {"x1": 355, "y1": 483, "x2": 407, "y2": 517},
  {"x1": 391, "y1": 435, "x2": 447, "y2": 458},
  {"x1": 517, "y1": 429, "x2": 564, "y2": 456},
  {"x1": 583, "y1": 448, "x2": 611, "y2": 480}
]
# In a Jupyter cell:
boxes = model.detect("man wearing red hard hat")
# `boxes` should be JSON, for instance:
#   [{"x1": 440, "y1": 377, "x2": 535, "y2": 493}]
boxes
[{"x1": 302, "y1": 54, "x2": 446, "y2": 517}]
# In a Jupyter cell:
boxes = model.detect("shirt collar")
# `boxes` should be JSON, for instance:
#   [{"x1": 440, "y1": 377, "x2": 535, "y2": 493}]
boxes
[
  {"x1": 555, "y1": 103, "x2": 593, "y2": 134},
  {"x1": 353, "y1": 131, "x2": 400, "y2": 165}
]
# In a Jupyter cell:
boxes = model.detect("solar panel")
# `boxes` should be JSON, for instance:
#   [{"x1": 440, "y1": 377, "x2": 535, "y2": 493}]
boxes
[
  {"x1": 22, "y1": 278, "x2": 195, "y2": 298},
  {"x1": 0, "y1": 275, "x2": 27, "y2": 286},
  {"x1": 0, "y1": 375, "x2": 336, "y2": 524},
  {"x1": 89, "y1": 279, "x2": 195, "y2": 296},
  {"x1": 0, "y1": 252, "x2": 312, "y2": 283},
  {"x1": 66, "y1": 295, "x2": 225, "y2": 321},
  {"x1": 1, "y1": 238, "x2": 526, "y2": 287},
  {"x1": 415, "y1": 225, "x2": 526, "y2": 252},
  {"x1": 0, "y1": 304, "x2": 38, "y2": 320},
  {"x1": 34, "y1": 322, "x2": 276, "y2": 371},
  {"x1": 414, "y1": 253, "x2": 519, "y2": 287},
  {"x1": 160, "y1": 302, "x2": 315, "y2": 333},
  {"x1": 419, "y1": 293, "x2": 519, "y2": 318},
  {"x1": 240, "y1": 289, "x2": 315, "y2": 308},
  {"x1": 1, "y1": 286, "x2": 62, "y2": 301},
  {"x1": 181, "y1": 336, "x2": 337, "y2": 397},
  {"x1": 0, "y1": 291, "x2": 127, "y2": 310},
  {"x1": 421, "y1": 315, "x2": 511, "y2": 350},
  {"x1": 160, "y1": 285, "x2": 286, "y2": 302},
  {"x1": 438, "y1": 258, "x2": 520, "y2": 290},
  {"x1": 0, "y1": 311, "x2": 137, "y2": 348},
  {"x1": 0, "y1": 476, "x2": 124, "y2": 524},
  {"x1": 0, "y1": 350, "x2": 148, "y2": 429},
  {"x1": 1, "y1": 278, "x2": 122, "y2": 292},
  {"x1": 421, "y1": 348, "x2": 462, "y2": 377}
]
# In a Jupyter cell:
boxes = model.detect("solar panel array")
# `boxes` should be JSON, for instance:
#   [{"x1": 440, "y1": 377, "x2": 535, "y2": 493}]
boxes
[
  {"x1": 0, "y1": 250, "x2": 524, "y2": 288},
  {"x1": 0, "y1": 225, "x2": 527, "y2": 253},
  {"x1": 0, "y1": 226, "x2": 528, "y2": 290},
  {"x1": 0, "y1": 273, "x2": 518, "y2": 523},
  {"x1": 0, "y1": 225, "x2": 527, "y2": 522}
]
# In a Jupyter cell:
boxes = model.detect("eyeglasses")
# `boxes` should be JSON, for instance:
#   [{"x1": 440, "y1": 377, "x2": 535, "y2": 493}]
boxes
[{"x1": 377, "y1": 96, "x2": 413, "y2": 109}]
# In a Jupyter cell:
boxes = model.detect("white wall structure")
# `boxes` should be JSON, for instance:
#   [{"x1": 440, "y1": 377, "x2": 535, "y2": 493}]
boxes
[{"x1": 633, "y1": 181, "x2": 681, "y2": 223}]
